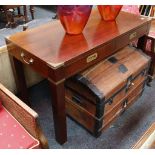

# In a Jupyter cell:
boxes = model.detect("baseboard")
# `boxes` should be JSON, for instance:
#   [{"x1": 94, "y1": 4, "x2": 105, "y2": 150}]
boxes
[{"x1": 0, "y1": 45, "x2": 44, "y2": 93}]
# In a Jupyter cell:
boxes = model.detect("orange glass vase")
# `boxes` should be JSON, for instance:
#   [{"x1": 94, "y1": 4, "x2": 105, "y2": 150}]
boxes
[
  {"x1": 98, "y1": 5, "x2": 122, "y2": 21},
  {"x1": 57, "y1": 5, "x2": 92, "y2": 35}
]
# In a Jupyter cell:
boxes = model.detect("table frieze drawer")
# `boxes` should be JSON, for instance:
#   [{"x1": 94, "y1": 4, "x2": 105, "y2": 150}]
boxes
[
  {"x1": 116, "y1": 24, "x2": 148, "y2": 50},
  {"x1": 65, "y1": 41, "x2": 116, "y2": 78},
  {"x1": 9, "y1": 45, "x2": 48, "y2": 77}
]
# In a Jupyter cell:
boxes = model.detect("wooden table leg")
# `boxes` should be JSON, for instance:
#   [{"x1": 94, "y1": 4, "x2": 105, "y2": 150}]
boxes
[
  {"x1": 23, "y1": 5, "x2": 28, "y2": 23},
  {"x1": 17, "y1": 7, "x2": 21, "y2": 15},
  {"x1": 9, "y1": 55, "x2": 30, "y2": 106},
  {"x1": 30, "y1": 6, "x2": 34, "y2": 20},
  {"x1": 49, "y1": 79, "x2": 67, "y2": 144}
]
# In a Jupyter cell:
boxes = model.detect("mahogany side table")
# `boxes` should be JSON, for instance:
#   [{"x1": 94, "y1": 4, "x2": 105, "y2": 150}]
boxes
[{"x1": 5, "y1": 9, "x2": 152, "y2": 144}]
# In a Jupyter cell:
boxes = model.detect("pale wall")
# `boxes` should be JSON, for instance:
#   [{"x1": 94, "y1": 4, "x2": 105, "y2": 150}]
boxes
[{"x1": 0, "y1": 45, "x2": 43, "y2": 93}]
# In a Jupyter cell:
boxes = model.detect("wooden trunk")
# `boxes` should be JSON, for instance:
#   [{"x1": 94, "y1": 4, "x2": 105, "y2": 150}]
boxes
[{"x1": 65, "y1": 46, "x2": 151, "y2": 137}]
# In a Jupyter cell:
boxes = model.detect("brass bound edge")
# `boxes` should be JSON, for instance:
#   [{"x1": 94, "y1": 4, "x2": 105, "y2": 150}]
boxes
[
  {"x1": 129, "y1": 32, "x2": 137, "y2": 40},
  {"x1": 48, "y1": 78, "x2": 65, "y2": 85}
]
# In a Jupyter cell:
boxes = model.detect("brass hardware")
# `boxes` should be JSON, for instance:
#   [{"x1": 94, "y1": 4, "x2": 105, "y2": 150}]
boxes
[
  {"x1": 123, "y1": 101, "x2": 127, "y2": 108},
  {"x1": 129, "y1": 32, "x2": 137, "y2": 40},
  {"x1": 128, "y1": 82, "x2": 134, "y2": 89},
  {"x1": 86, "y1": 53, "x2": 98, "y2": 63},
  {"x1": 120, "y1": 100, "x2": 128, "y2": 115},
  {"x1": 127, "y1": 80, "x2": 134, "y2": 90},
  {"x1": 48, "y1": 78, "x2": 65, "y2": 85},
  {"x1": 126, "y1": 76, "x2": 133, "y2": 92},
  {"x1": 21, "y1": 52, "x2": 34, "y2": 65}
]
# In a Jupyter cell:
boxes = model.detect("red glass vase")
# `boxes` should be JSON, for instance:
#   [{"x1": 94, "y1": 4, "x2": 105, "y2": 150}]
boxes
[
  {"x1": 98, "y1": 5, "x2": 122, "y2": 21},
  {"x1": 57, "y1": 5, "x2": 92, "y2": 35}
]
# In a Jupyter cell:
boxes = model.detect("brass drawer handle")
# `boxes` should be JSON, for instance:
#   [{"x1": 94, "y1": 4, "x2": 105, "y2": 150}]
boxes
[
  {"x1": 21, "y1": 52, "x2": 34, "y2": 65},
  {"x1": 86, "y1": 53, "x2": 98, "y2": 63}
]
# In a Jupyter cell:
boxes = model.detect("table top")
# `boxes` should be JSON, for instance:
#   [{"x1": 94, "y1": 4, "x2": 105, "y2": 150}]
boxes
[{"x1": 7, "y1": 8, "x2": 151, "y2": 69}]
